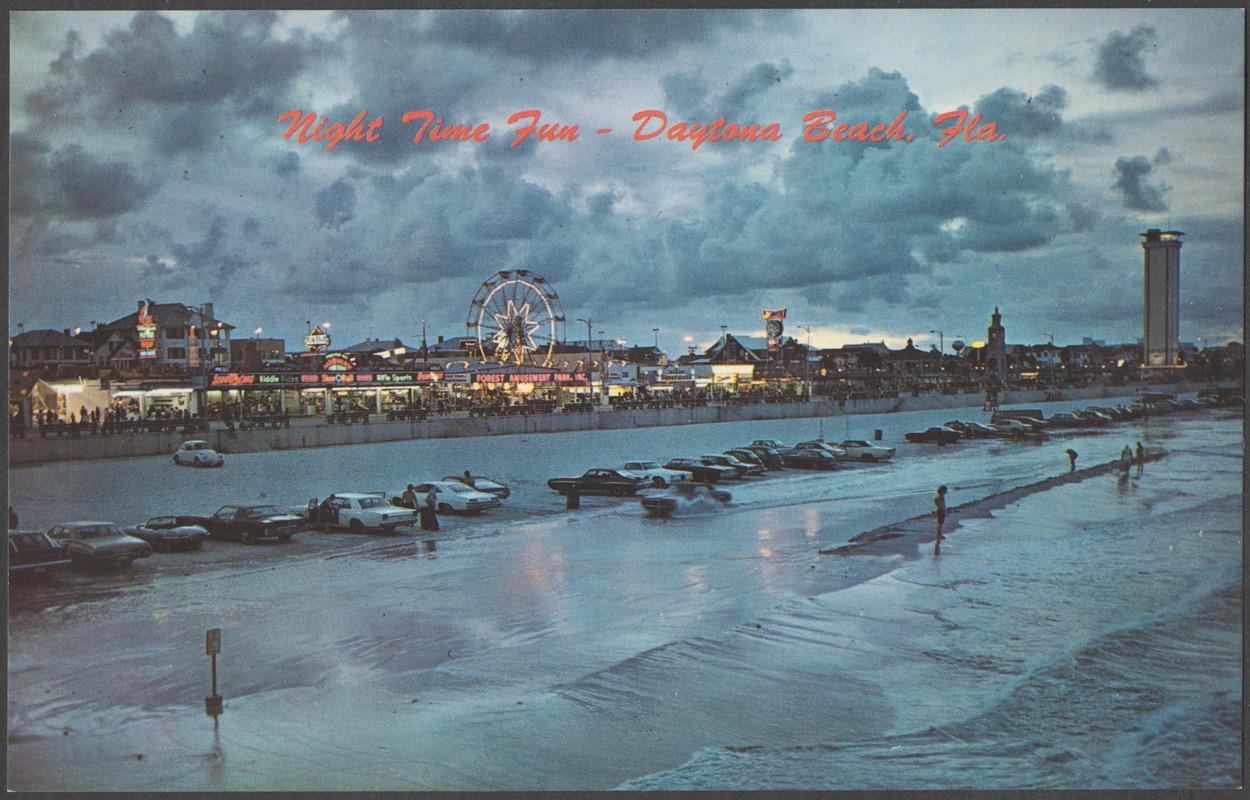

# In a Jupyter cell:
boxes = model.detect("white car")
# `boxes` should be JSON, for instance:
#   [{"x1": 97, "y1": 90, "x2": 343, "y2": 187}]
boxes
[
  {"x1": 834, "y1": 440, "x2": 895, "y2": 463},
  {"x1": 793, "y1": 441, "x2": 849, "y2": 460},
  {"x1": 395, "y1": 482, "x2": 500, "y2": 515},
  {"x1": 172, "y1": 440, "x2": 224, "y2": 467},
  {"x1": 310, "y1": 493, "x2": 419, "y2": 533},
  {"x1": 622, "y1": 461, "x2": 690, "y2": 488},
  {"x1": 441, "y1": 475, "x2": 511, "y2": 500}
]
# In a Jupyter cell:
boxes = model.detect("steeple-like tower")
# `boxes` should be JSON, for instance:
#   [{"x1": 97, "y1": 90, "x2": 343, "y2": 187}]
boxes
[{"x1": 986, "y1": 307, "x2": 1006, "y2": 375}]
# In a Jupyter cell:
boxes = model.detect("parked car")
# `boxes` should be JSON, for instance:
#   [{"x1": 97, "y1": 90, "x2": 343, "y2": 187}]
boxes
[
  {"x1": 308, "y1": 493, "x2": 419, "y2": 532},
  {"x1": 442, "y1": 475, "x2": 511, "y2": 500},
  {"x1": 182, "y1": 505, "x2": 302, "y2": 544},
  {"x1": 960, "y1": 422, "x2": 1005, "y2": 438},
  {"x1": 776, "y1": 448, "x2": 840, "y2": 470},
  {"x1": 833, "y1": 440, "x2": 895, "y2": 462},
  {"x1": 794, "y1": 441, "x2": 849, "y2": 459},
  {"x1": 547, "y1": 469, "x2": 647, "y2": 497},
  {"x1": 1089, "y1": 406, "x2": 1131, "y2": 421},
  {"x1": 125, "y1": 517, "x2": 209, "y2": 551},
  {"x1": 723, "y1": 449, "x2": 768, "y2": 470},
  {"x1": 903, "y1": 427, "x2": 961, "y2": 444},
  {"x1": 663, "y1": 458, "x2": 737, "y2": 484},
  {"x1": 1073, "y1": 410, "x2": 1113, "y2": 426},
  {"x1": 9, "y1": 530, "x2": 72, "y2": 576},
  {"x1": 990, "y1": 418, "x2": 1041, "y2": 435},
  {"x1": 622, "y1": 461, "x2": 691, "y2": 488},
  {"x1": 46, "y1": 521, "x2": 153, "y2": 566},
  {"x1": 1044, "y1": 412, "x2": 1088, "y2": 428},
  {"x1": 641, "y1": 482, "x2": 732, "y2": 517},
  {"x1": 725, "y1": 448, "x2": 779, "y2": 471},
  {"x1": 394, "y1": 482, "x2": 501, "y2": 514},
  {"x1": 172, "y1": 440, "x2": 224, "y2": 467},
  {"x1": 749, "y1": 439, "x2": 789, "y2": 449},
  {"x1": 699, "y1": 454, "x2": 762, "y2": 477},
  {"x1": 735, "y1": 445, "x2": 787, "y2": 470}
]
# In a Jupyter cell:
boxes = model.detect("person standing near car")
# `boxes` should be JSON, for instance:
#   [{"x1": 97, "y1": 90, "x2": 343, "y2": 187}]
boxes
[
  {"x1": 400, "y1": 484, "x2": 418, "y2": 509},
  {"x1": 419, "y1": 488, "x2": 439, "y2": 531}
]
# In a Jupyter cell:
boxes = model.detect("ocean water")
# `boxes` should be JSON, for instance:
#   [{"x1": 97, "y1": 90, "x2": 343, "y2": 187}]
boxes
[{"x1": 7, "y1": 401, "x2": 1242, "y2": 791}]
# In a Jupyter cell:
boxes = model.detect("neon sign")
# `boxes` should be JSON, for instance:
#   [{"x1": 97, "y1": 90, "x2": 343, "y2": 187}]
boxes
[
  {"x1": 323, "y1": 355, "x2": 352, "y2": 371},
  {"x1": 304, "y1": 326, "x2": 331, "y2": 352},
  {"x1": 137, "y1": 299, "x2": 158, "y2": 359}
]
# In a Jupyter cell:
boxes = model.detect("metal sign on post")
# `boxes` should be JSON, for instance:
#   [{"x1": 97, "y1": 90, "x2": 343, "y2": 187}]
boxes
[{"x1": 205, "y1": 628, "x2": 223, "y2": 717}]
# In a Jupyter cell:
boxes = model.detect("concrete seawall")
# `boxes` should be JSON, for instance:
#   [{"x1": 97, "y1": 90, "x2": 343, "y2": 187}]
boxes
[{"x1": 8, "y1": 382, "x2": 1217, "y2": 466}]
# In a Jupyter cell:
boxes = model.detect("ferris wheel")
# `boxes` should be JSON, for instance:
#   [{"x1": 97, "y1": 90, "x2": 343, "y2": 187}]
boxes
[{"x1": 466, "y1": 269, "x2": 566, "y2": 365}]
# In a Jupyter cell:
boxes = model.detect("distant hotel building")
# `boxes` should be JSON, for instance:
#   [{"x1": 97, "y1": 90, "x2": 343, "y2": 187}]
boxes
[{"x1": 1140, "y1": 229, "x2": 1183, "y2": 367}]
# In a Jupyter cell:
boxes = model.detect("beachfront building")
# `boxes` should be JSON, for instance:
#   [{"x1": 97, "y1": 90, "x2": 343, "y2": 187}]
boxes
[
  {"x1": 90, "y1": 300, "x2": 234, "y2": 376},
  {"x1": 1140, "y1": 229, "x2": 1183, "y2": 370},
  {"x1": 8, "y1": 329, "x2": 94, "y2": 375}
]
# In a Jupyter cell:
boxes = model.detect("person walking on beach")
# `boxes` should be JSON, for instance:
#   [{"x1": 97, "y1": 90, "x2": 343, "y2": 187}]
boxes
[
  {"x1": 1065, "y1": 448, "x2": 1078, "y2": 473},
  {"x1": 934, "y1": 485, "x2": 948, "y2": 554},
  {"x1": 1134, "y1": 442, "x2": 1145, "y2": 475},
  {"x1": 1119, "y1": 445, "x2": 1133, "y2": 477}
]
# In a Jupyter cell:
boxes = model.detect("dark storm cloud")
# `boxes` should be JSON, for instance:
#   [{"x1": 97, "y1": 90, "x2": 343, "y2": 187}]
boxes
[
  {"x1": 274, "y1": 151, "x2": 301, "y2": 177},
  {"x1": 422, "y1": 9, "x2": 783, "y2": 61},
  {"x1": 543, "y1": 67, "x2": 1088, "y2": 318},
  {"x1": 170, "y1": 217, "x2": 259, "y2": 295},
  {"x1": 1112, "y1": 155, "x2": 1168, "y2": 212},
  {"x1": 1092, "y1": 25, "x2": 1158, "y2": 92},
  {"x1": 974, "y1": 85, "x2": 1066, "y2": 137},
  {"x1": 24, "y1": 11, "x2": 330, "y2": 127},
  {"x1": 314, "y1": 178, "x2": 358, "y2": 229},
  {"x1": 10, "y1": 135, "x2": 158, "y2": 219},
  {"x1": 652, "y1": 60, "x2": 794, "y2": 157}
]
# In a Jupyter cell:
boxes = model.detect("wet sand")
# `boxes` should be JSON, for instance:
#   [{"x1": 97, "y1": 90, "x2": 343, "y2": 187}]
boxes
[{"x1": 820, "y1": 451, "x2": 1166, "y2": 558}]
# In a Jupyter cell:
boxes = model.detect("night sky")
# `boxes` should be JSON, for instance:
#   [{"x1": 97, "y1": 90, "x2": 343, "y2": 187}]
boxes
[{"x1": 9, "y1": 9, "x2": 1244, "y2": 354}]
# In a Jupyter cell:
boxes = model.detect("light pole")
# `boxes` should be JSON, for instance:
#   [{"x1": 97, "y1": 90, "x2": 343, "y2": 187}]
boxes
[
  {"x1": 653, "y1": 328, "x2": 659, "y2": 349},
  {"x1": 577, "y1": 318, "x2": 593, "y2": 402},
  {"x1": 797, "y1": 324, "x2": 812, "y2": 401}
]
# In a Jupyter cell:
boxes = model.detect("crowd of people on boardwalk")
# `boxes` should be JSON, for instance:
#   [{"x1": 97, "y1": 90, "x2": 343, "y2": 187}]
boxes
[{"x1": 10, "y1": 404, "x2": 204, "y2": 438}]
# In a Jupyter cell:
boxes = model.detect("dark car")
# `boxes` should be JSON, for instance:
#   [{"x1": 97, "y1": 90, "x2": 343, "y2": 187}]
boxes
[
  {"x1": 776, "y1": 448, "x2": 840, "y2": 470},
  {"x1": 663, "y1": 458, "x2": 737, "y2": 484},
  {"x1": 46, "y1": 521, "x2": 153, "y2": 566},
  {"x1": 182, "y1": 505, "x2": 302, "y2": 544},
  {"x1": 736, "y1": 445, "x2": 787, "y2": 470},
  {"x1": 125, "y1": 517, "x2": 209, "y2": 552},
  {"x1": 9, "y1": 530, "x2": 72, "y2": 576},
  {"x1": 546, "y1": 469, "x2": 647, "y2": 497},
  {"x1": 725, "y1": 448, "x2": 779, "y2": 471},
  {"x1": 903, "y1": 427, "x2": 961, "y2": 444},
  {"x1": 1074, "y1": 410, "x2": 1113, "y2": 426},
  {"x1": 1044, "y1": 412, "x2": 1088, "y2": 429},
  {"x1": 699, "y1": 454, "x2": 760, "y2": 477},
  {"x1": 641, "y1": 482, "x2": 732, "y2": 517}
]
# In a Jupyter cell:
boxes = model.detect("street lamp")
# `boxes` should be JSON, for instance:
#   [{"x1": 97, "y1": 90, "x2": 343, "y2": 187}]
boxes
[
  {"x1": 796, "y1": 324, "x2": 812, "y2": 401},
  {"x1": 653, "y1": 328, "x2": 659, "y2": 349},
  {"x1": 576, "y1": 318, "x2": 593, "y2": 402}
]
